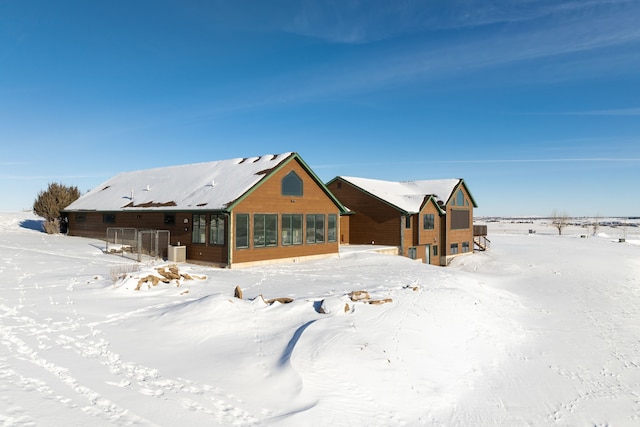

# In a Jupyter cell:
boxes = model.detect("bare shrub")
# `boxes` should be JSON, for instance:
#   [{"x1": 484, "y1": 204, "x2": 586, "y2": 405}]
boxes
[
  {"x1": 110, "y1": 264, "x2": 141, "y2": 282},
  {"x1": 550, "y1": 209, "x2": 570, "y2": 235}
]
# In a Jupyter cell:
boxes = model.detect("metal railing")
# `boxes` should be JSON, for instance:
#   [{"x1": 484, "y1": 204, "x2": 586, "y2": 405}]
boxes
[{"x1": 474, "y1": 235, "x2": 491, "y2": 251}]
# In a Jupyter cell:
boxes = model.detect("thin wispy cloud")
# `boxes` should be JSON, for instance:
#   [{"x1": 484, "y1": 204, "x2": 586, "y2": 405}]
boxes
[
  {"x1": 342, "y1": 8, "x2": 640, "y2": 87},
  {"x1": 313, "y1": 157, "x2": 640, "y2": 170},
  {"x1": 433, "y1": 158, "x2": 640, "y2": 163},
  {"x1": 208, "y1": 0, "x2": 640, "y2": 111},
  {"x1": 65, "y1": 1, "x2": 639, "y2": 130},
  {"x1": 284, "y1": 0, "x2": 638, "y2": 44},
  {"x1": 552, "y1": 108, "x2": 640, "y2": 116}
]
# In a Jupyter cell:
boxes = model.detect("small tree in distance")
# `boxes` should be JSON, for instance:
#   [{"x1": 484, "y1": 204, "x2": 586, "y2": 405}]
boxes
[
  {"x1": 33, "y1": 182, "x2": 80, "y2": 234},
  {"x1": 592, "y1": 214, "x2": 600, "y2": 236},
  {"x1": 550, "y1": 209, "x2": 570, "y2": 235}
]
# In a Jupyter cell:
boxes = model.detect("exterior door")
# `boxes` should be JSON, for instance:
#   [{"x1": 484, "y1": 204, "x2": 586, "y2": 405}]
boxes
[{"x1": 425, "y1": 244, "x2": 431, "y2": 264}]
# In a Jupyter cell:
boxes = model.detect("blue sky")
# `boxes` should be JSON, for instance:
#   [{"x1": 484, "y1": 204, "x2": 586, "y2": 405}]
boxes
[{"x1": 2, "y1": 0, "x2": 639, "y2": 216}]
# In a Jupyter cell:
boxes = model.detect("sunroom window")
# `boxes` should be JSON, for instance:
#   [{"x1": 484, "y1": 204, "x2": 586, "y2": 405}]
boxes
[
  {"x1": 306, "y1": 214, "x2": 325, "y2": 243},
  {"x1": 192, "y1": 214, "x2": 206, "y2": 244},
  {"x1": 282, "y1": 214, "x2": 303, "y2": 245},
  {"x1": 254, "y1": 214, "x2": 278, "y2": 247},
  {"x1": 209, "y1": 214, "x2": 225, "y2": 245},
  {"x1": 236, "y1": 214, "x2": 249, "y2": 248}
]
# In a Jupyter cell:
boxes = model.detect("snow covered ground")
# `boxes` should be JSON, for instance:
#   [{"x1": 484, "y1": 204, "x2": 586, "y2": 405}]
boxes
[{"x1": 1, "y1": 212, "x2": 639, "y2": 426}]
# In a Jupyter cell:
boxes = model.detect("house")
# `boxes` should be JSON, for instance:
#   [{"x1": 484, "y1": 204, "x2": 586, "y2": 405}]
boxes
[
  {"x1": 64, "y1": 153, "x2": 348, "y2": 268},
  {"x1": 326, "y1": 176, "x2": 480, "y2": 266}
]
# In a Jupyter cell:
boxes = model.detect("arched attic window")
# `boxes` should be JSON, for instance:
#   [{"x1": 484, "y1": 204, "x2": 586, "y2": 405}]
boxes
[
  {"x1": 282, "y1": 171, "x2": 303, "y2": 196},
  {"x1": 456, "y1": 189, "x2": 464, "y2": 206}
]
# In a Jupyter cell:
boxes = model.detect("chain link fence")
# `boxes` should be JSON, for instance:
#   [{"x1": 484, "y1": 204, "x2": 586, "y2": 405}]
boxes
[{"x1": 106, "y1": 228, "x2": 170, "y2": 262}]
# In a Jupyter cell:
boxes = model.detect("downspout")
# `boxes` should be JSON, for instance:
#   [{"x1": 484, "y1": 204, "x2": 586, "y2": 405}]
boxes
[
  {"x1": 226, "y1": 212, "x2": 232, "y2": 268},
  {"x1": 441, "y1": 211, "x2": 447, "y2": 266},
  {"x1": 399, "y1": 215, "x2": 405, "y2": 256}
]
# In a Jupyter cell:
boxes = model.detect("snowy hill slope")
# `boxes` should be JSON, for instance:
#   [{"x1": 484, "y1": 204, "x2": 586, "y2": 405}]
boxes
[{"x1": 1, "y1": 212, "x2": 639, "y2": 426}]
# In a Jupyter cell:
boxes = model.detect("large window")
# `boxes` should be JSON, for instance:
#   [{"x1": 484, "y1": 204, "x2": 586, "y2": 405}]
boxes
[
  {"x1": 282, "y1": 214, "x2": 303, "y2": 245},
  {"x1": 254, "y1": 214, "x2": 278, "y2": 247},
  {"x1": 327, "y1": 214, "x2": 337, "y2": 242},
  {"x1": 209, "y1": 214, "x2": 225, "y2": 245},
  {"x1": 306, "y1": 214, "x2": 325, "y2": 243},
  {"x1": 192, "y1": 214, "x2": 206, "y2": 244},
  {"x1": 451, "y1": 210, "x2": 470, "y2": 230},
  {"x1": 282, "y1": 171, "x2": 303, "y2": 196},
  {"x1": 423, "y1": 214, "x2": 434, "y2": 230},
  {"x1": 236, "y1": 214, "x2": 249, "y2": 248}
]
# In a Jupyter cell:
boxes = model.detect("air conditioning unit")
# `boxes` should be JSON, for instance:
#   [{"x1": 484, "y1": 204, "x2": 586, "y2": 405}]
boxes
[{"x1": 168, "y1": 245, "x2": 186, "y2": 262}]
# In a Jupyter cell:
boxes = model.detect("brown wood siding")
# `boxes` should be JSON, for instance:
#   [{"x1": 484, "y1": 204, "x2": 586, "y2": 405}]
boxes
[
  {"x1": 339, "y1": 215, "x2": 350, "y2": 244},
  {"x1": 445, "y1": 185, "x2": 474, "y2": 258},
  {"x1": 231, "y1": 159, "x2": 340, "y2": 264},
  {"x1": 473, "y1": 224, "x2": 487, "y2": 236},
  {"x1": 65, "y1": 158, "x2": 341, "y2": 266},
  {"x1": 327, "y1": 179, "x2": 402, "y2": 246},
  {"x1": 402, "y1": 215, "x2": 413, "y2": 256},
  {"x1": 67, "y1": 211, "x2": 229, "y2": 264},
  {"x1": 418, "y1": 202, "x2": 441, "y2": 265}
]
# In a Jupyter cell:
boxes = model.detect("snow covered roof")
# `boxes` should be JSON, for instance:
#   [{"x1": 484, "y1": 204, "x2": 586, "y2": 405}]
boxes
[
  {"x1": 336, "y1": 176, "x2": 465, "y2": 214},
  {"x1": 66, "y1": 153, "x2": 301, "y2": 212}
]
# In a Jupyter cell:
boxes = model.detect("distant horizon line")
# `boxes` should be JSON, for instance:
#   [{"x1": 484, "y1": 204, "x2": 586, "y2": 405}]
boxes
[{"x1": 476, "y1": 215, "x2": 639, "y2": 220}]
